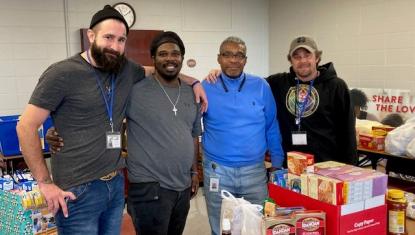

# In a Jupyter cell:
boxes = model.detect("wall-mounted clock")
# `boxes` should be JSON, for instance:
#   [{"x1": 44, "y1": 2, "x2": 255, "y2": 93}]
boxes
[{"x1": 113, "y1": 2, "x2": 136, "y2": 28}]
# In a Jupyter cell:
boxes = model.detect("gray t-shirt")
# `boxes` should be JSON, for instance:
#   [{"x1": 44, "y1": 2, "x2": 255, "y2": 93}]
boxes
[
  {"x1": 29, "y1": 54, "x2": 145, "y2": 190},
  {"x1": 126, "y1": 75, "x2": 202, "y2": 191}
]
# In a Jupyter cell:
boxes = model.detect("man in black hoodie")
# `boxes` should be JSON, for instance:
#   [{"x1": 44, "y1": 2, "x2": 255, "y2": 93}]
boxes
[{"x1": 266, "y1": 36, "x2": 357, "y2": 165}]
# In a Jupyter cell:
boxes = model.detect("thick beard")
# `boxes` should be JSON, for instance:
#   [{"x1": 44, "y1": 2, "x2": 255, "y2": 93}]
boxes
[
  {"x1": 162, "y1": 73, "x2": 179, "y2": 81},
  {"x1": 91, "y1": 41, "x2": 125, "y2": 74},
  {"x1": 157, "y1": 63, "x2": 181, "y2": 81}
]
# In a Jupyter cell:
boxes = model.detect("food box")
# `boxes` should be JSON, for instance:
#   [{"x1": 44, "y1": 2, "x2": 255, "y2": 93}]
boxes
[
  {"x1": 314, "y1": 164, "x2": 365, "y2": 177},
  {"x1": 333, "y1": 171, "x2": 387, "y2": 204},
  {"x1": 313, "y1": 161, "x2": 345, "y2": 172},
  {"x1": 358, "y1": 133, "x2": 385, "y2": 151},
  {"x1": 268, "y1": 184, "x2": 386, "y2": 235},
  {"x1": 262, "y1": 216, "x2": 295, "y2": 235},
  {"x1": 294, "y1": 210, "x2": 326, "y2": 235},
  {"x1": 371, "y1": 125, "x2": 395, "y2": 136},
  {"x1": 307, "y1": 174, "x2": 344, "y2": 205},
  {"x1": 287, "y1": 151, "x2": 314, "y2": 176}
]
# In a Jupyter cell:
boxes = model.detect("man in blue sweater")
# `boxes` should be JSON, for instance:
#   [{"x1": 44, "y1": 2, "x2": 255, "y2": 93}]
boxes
[{"x1": 202, "y1": 36, "x2": 284, "y2": 235}]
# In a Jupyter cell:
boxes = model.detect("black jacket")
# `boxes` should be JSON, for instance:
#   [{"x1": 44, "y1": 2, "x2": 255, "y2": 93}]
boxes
[{"x1": 266, "y1": 62, "x2": 357, "y2": 165}]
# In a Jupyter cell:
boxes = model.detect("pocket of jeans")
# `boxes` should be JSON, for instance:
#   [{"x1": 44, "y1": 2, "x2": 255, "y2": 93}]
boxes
[
  {"x1": 67, "y1": 182, "x2": 91, "y2": 202},
  {"x1": 128, "y1": 182, "x2": 160, "y2": 202}
]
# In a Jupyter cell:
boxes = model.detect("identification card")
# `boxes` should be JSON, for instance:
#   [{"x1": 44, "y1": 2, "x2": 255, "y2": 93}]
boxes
[
  {"x1": 292, "y1": 131, "x2": 307, "y2": 145},
  {"x1": 106, "y1": 132, "x2": 121, "y2": 149},
  {"x1": 209, "y1": 177, "x2": 220, "y2": 192}
]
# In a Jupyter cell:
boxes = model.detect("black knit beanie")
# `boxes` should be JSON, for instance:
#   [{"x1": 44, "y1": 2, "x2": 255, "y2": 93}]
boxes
[
  {"x1": 90, "y1": 5, "x2": 129, "y2": 34},
  {"x1": 150, "y1": 31, "x2": 185, "y2": 57}
]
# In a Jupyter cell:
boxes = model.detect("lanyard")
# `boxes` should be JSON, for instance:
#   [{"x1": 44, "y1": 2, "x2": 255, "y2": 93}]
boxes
[
  {"x1": 219, "y1": 73, "x2": 246, "y2": 92},
  {"x1": 86, "y1": 50, "x2": 116, "y2": 132},
  {"x1": 295, "y1": 78, "x2": 314, "y2": 130}
]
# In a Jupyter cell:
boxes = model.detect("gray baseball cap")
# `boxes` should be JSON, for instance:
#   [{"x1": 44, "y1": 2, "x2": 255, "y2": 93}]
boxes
[{"x1": 289, "y1": 36, "x2": 318, "y2": 57}]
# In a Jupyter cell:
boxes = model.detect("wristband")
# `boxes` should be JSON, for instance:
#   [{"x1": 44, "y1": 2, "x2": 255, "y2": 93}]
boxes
[
  {"x1": 191, "y1": 80, "x2": 200, "y2": 88},
  {"x1": 191, "y1": 171, "x2": 199, "y2": 176}
]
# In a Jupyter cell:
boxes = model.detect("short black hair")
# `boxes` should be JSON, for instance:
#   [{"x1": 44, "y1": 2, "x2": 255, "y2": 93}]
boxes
[
  {"x1": 350, "y1": 88, "x2": 368, "y2": 110},
  {"x1": 150, "y1": 31, "x2": 185, "y2": 57},
  {"x1": 381, "y1": 113, "x2": 405, "y2": 127}
]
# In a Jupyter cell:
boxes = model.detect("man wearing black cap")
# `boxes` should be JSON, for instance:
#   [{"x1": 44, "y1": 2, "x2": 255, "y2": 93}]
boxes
[
  {"x1": 17, "y1": 5, "x2": 204, "y2": 235},
  {"x1": 266, "y1": 36, "x2": 357, "y2": 165},
  {"x1": 125, "y1": 31, "x2": 201, "y2": 235},
  {"x1": 17, "y1": 5, "x2": 136, "y2": 234}
]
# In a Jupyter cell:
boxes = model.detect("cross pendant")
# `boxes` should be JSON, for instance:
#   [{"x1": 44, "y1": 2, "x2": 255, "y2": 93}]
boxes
[{"x1": 173, "y1": 107, "x2": 178, "y2": 116}]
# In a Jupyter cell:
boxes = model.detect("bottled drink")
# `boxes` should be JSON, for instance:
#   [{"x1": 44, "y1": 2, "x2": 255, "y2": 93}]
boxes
[{"x1": 222, "y1": 218, "x2": 231, "y2": 235}]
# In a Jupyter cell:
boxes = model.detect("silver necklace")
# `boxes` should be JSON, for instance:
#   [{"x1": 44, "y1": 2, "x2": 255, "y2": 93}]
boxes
[{"x1": 154, "y1": 76, "x2": 181, "y2": 116}]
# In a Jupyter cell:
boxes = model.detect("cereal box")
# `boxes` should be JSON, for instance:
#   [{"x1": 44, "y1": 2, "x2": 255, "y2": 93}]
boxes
[
  {"x1": 300, "y1": 173, "x2": 309, "y2": 196},
  {"x1": 288, "y1": 173, "x2": 301, "y2": 193},
  {"x1": 287, "y1": 151, "x2": 314, "y2": 176},
  {"x1": 313, "y1": 161, "x2": 345, "y2": 173},
  {"x1": 314, "y1": 165, "x2": 365, "y2": 177},
  {"x1": 307, "y1": 174, "x2": 344, "y2": 205}
]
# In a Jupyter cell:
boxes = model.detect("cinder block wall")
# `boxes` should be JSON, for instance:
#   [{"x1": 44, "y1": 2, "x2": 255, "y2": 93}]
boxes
[
  {"x1": 0, "y1": 0, "x2": 269, "y2": 115},
  {"x1": 269, "y1": 0, "x2": 415, "y2": 95}
]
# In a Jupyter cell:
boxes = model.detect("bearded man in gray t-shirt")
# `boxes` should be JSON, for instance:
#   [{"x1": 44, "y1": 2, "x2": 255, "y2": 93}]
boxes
[{"x1": 17, "y1": 6, "x2": 138, "y2": 235}]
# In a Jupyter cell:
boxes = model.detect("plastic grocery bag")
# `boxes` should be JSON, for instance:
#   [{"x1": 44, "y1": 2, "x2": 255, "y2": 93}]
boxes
[
  {"x1": 406, "y1": 138, "x2": 415, "y2": 158},
  {"x1": 385, "y1": 116, "x2": 415, "y2": 156},
  {"x1": 240, "y1": 203, "x2": 263, "y2": 235},
  {"x1": 219, "y1": 190, "x2": 263, "y2": 235}
]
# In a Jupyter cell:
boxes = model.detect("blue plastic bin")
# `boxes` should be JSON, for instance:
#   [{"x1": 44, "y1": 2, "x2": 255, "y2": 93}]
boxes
[{"x1": 0, "y1": 115, "x2": 53, "y2": 156}]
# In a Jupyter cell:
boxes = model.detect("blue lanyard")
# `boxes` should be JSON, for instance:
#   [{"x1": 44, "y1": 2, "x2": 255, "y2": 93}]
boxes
[
  {"x1": 86, "y1": 50, "x2": 116, "y2": 132},
  {"x1": 219, "y1": 73, "x2": 246, "y2": 92},
  {"x1": 295, "y1": 78, "x2": 314, "y2": 130}
]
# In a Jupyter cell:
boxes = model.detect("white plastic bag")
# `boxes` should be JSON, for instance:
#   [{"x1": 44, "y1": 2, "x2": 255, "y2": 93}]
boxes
[
  {"x1": 385, "y1": 117, "x2": 415, "y2": 155},
  {"x1": 405, "y1": 138, "x2": 415, "y2": 158},
  {"x1": 220, "y1": 190, "x2": 263, "y2": 235},
  {"x1": 240, "y1": 203, "x2": 263, "y2": 235}
]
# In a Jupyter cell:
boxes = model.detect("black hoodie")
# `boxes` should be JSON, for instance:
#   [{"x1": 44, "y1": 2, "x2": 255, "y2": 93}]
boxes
[{"x1": 266, "y1": 62, "x2": 357, "y2": 165}]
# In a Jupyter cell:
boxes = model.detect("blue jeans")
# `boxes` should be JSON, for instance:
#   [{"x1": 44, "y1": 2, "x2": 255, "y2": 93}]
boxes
[
  {"x1": 203, "y1": 158, "x2": 268, "y2": 235},
  {"x1": 55, "y1": 173, "x2": 125, "y2": 235}
]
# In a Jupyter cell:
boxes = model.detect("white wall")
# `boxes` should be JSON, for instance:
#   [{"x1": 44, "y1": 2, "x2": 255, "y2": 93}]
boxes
[
  {"x1": 0, "y1": 0, "x2": 269, "y2": 115},
  {"x1": 269, "y1": 0, "x2": 415, "y2": 95}
]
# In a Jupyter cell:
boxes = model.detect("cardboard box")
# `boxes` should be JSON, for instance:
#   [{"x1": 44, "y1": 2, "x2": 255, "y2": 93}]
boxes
[
  {"x1": 358, "y1": 133, "x2": 385, "y2": 151},
  {"x1": 287, "y1": 151, "x2": 314, "y2": 176},
  {"x1": 0, "y1": 178, "x2": 14, "y2": 191},
  {"x1": 313, "y1": 161, "x2": 346, "y2": 172},
  {"x1": 268, "y1": 184, "x2": 387, "y2": 235},
  {"x1": 333, "y1": 171, "x2": 387, "y2": 204},
  {"x1": 287, "y1": 173, "x2": 301, "y2": 191},
  {"x1": 371, "y1": 126, "x2": 394, "y2": 136},
  {"x1": 0, "y1": 115, "x2": 53, "y2": 156},
  {"x1": 32, "y1": 208, "x2": 56, "y2": 235},
  {"x1": 262, "y1": 216, "x2": 295, "y2": 235},
  {"x1": 294, "y1": 210, "x2": 326, "y2": 235},
  {"x1": 307, "y1": 174, "x2": 344, "y2": 205},
  {"x1": 314, "y1": 165, "x2": 365, "y2": 177}
]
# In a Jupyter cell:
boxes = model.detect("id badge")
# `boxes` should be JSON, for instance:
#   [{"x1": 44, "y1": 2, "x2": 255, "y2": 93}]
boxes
[
  {"x1": 106, "y1": 132, "x2": 121, "y2": 149},
  {"x1": 292, "y1": 131, "x2": 307, "y2": 145},
  {"x1": 209, "y1": 177, "x2": 220, "y2": 192}
]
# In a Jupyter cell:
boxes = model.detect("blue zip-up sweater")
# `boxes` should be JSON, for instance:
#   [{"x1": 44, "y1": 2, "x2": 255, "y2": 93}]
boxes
[{"x1": 202, "y1": 72, "x2": 284, "y2": 167}]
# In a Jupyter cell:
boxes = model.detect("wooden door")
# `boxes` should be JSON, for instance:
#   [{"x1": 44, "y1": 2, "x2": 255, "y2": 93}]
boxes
[{"x1": 80, "y1": 29, "x2": 163, "y2": 66}]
